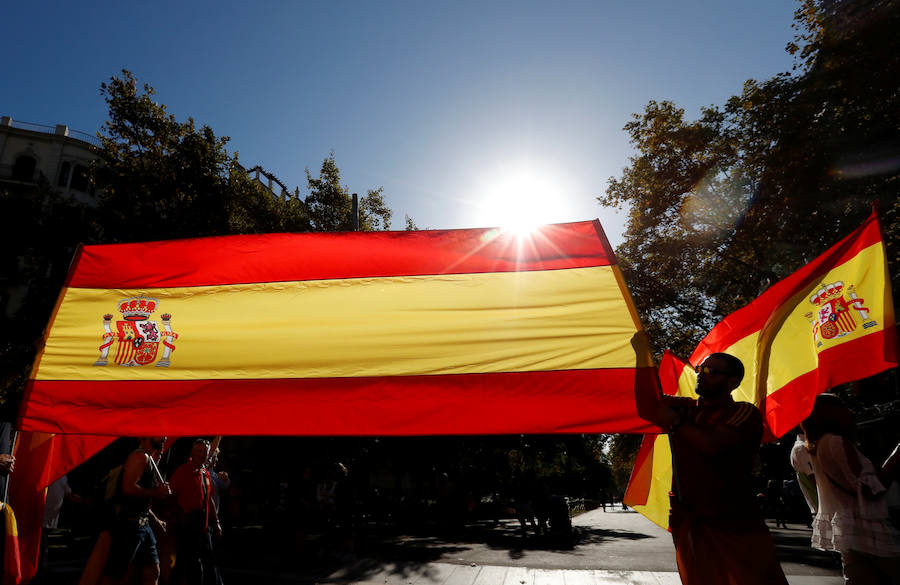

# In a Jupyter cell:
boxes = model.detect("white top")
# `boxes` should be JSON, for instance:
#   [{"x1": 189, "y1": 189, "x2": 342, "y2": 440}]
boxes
[
  {"x1": 808, "y1": 433, "x2": 900, "y2": 557},
  {"x1": 43, "y1": 475, "x2": 72, "y2": 529},
  {"x1": 790, "y1": 434, "x2": 818, "y2": 513}
]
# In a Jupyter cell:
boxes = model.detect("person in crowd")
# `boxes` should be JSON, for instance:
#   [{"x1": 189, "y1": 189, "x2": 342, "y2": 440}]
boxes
[
  {"x1": 207, "y1": 448, "x2": 230, "y2": 523},
  {"x1": 0, "y1": 421, "x2": 15, "y2": 497},
  {"x1": 40, "y1": 474, "x2": 88, "y2": 570},
  {"x1": 169, "y1": 439, "x2": 222, "y2": 585},
  {"x1": 800, "y1": 393, "x2": 900, "y2": 584},
  {"x1": 765, "y1": 478, "x2": 788, "y2": 528},
  {"x1": 0, "y1": 421, "x2": 15, "y2": 577},
  {"x1": 512, "y1": 476, "x2": 537, "y2": 536},
  {"x1": 101, "y1": 436, "x2": 170, "y2": 585},
  {"x1": 790, "y1": 431, "x2": 818, "y2": 525},
  {"x1": 598, "y1": 489, "x2": 608, "y2": 512},
  {"x1": 655, "y1": 353, "x2": 788, "y2": 585}
]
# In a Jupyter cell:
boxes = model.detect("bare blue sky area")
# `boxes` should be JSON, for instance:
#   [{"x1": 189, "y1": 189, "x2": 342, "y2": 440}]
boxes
[{"x1": 2, "y1": 1, "x2": 799, "y2": 245}]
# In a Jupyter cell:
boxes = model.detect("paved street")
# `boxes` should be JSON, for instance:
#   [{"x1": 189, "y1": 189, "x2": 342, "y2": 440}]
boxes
[
  {"x1": 40, "y1": 506, "x2": 842, "y2": 584},
  {"x1": 218, "y1": 507, "x2": 842, "y2": 585}
]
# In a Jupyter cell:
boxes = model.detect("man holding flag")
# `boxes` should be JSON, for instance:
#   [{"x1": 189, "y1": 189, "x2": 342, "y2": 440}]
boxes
[
  {"x1": 628, "y1": 209, "x2": 898, "y2": 581},
  {"x1": 657, "y1": 353, "x2": 788, "y2": 585}
]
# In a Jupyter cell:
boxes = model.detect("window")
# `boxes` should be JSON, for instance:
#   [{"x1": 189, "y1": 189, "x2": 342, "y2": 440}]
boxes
[
  {"x1": 70, "y1": 164, "x2": 89, "y2": 192},
  {"x1": 58, "y1": 162, "x2": 71, "y2": 187},
  {"x1": 12, "y1": 155, "x2": 36, "y2": 182}
]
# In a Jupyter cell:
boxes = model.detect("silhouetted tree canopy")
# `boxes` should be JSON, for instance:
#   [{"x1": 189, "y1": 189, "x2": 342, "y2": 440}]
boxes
[{"x1": 603, "y1": 0, "x2": 900, "y2": 358}]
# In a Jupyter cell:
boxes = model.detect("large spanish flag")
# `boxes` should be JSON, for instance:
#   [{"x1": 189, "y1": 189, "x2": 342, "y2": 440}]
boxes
[
  {"x1": 626, "y1": 210, "x2": 897, "y2": 530},
  {"x1": 19, "y1": 221, "x2": 659, "y2": 437}
]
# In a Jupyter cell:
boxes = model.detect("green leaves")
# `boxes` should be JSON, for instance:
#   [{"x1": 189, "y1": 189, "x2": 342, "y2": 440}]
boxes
[{"x1": 305, "y1": 152, "x2": 392, "y2": 232}]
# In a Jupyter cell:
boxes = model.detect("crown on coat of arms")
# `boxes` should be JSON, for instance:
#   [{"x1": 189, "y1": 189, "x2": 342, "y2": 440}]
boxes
[
  {"x1": 809, "y1": 281, "x2": 844, "y2": 306},
  {"x1": 118, "y1": 296, "x2": 159, "y2": 321}
]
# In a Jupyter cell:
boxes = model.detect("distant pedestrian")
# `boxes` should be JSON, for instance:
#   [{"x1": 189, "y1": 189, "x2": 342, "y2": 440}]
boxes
[
  {"x1": 41, "y1": 474, "x2": 87, "y2": 570},
  {"x1": 765, "y1": 479, "x2": 788, "y2": 528}
]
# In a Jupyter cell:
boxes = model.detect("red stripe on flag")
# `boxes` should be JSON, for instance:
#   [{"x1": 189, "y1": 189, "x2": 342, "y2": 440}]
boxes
[
  {"x1": 67, "y1": 221, "x2": 616, "y2": 288},
  {"x1": 20, "y1": 368, "x2": 659, "y2": 436},
  {"x1": 764, "y1": 323, "x2": 898, "y2": 439}
]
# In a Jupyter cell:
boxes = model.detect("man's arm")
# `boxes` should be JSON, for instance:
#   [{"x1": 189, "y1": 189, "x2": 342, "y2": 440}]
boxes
[{"x1": 121, "y1": 451, "x2": 169, "y2": 499}]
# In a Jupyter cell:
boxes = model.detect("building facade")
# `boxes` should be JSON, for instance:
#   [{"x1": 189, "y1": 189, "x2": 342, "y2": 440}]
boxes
[{"x1": 0, "y1": 116, "x2": 101, "y2": 206}]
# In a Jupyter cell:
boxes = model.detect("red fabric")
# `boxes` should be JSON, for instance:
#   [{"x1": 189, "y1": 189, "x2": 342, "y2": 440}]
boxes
[
  {"x1": 658, "y1": 351, "x2": 689, "y2": 396},
  {"x1": 623, "y1": 434, "x2": 658, "y2": 508},
  {"x1": 762, "y1": 323, "x2": 899, "y2": 438},
  {"x1": 67, "y1": 221, "x2": 614, "y2": 288},
  {"x1": 42, "y1": 435, "x2": 115, "y2": 488},
  {"x1": 21, "y1": 367, "x2": 660, "y2": 436},
  {"x1": 5, "y1": 433, "x2": 114, "y2": 584},
  {"x1": 8, "y1": 433, "x2": 49, "y2": 585},
  {"x1": 170, "y1": 462, "x2": 211, "y2": 529}
]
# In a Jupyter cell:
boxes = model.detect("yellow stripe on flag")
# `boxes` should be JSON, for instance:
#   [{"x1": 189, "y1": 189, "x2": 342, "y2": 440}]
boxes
[{"x1": 38, "y1": 266, "x2": 642, "y2": 381}]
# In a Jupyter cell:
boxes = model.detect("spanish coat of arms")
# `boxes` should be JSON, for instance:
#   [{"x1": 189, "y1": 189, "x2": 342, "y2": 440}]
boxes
[
  {"x1": 805, "y1": 281, "x2": 876, "y2": 346},
  {"x1": 93, "y1": 296, "x2": 177, "y2": 367}
]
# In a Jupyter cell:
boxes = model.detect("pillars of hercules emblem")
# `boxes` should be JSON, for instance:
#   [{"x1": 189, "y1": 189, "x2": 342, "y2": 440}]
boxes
[
  {"x1": 93, "y1": 314, "x2": 115, "y2": 366},
  {"x1": 156, "y1": 313, "x2": 177, "y2": 367},
  {"x1": 848, "y1": 286, "x2": 870, "y2": 321}
]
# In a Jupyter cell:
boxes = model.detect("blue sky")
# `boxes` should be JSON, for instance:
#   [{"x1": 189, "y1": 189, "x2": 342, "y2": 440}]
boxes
[{"x1": 2, "y1": 1, "x2": 798, "y2": 245}]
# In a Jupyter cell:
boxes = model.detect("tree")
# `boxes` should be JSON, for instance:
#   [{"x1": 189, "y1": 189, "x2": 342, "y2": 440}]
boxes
[
  {"x1": 602, "y1": 0, "x2": 900, "y2": 358},
  {"x1": 96, "y1": 70, "x2": 311, "y2": 241},
  {"x1": 305, "y1": 152, "x2": 392, "y2": 232}
]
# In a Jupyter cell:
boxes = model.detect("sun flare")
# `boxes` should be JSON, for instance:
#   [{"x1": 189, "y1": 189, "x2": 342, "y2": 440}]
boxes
[{"x1": 473, "y1": 162, "x2": 573, "y2": 235}]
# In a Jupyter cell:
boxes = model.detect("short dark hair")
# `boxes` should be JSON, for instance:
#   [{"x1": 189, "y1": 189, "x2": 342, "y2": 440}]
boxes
[{"x1": 708, "y1": 352, "x2": 744, "y2": 383}]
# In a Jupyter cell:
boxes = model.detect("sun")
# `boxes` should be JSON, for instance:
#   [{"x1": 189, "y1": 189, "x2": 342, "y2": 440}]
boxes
[{"x1": 473, "y1": 162, "x2": 573, "y2": 235}]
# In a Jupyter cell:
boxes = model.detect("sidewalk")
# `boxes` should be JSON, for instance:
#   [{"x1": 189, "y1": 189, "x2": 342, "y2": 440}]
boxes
[{"x1": 319, "y1": 563, "x2": 839, "y2": 585}]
